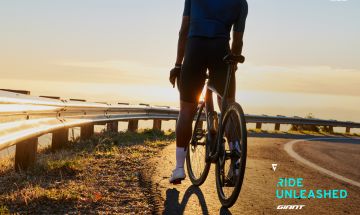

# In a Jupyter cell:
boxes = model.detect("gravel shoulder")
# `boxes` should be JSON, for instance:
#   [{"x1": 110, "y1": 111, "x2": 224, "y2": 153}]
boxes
[{"x1": 0, "y1": 130, "x2": 174, "y2": 214}]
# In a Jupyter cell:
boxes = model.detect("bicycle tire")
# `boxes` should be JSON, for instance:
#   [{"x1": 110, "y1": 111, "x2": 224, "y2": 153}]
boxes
[
  {"x1": 186, "y1": 102, "x2": 211, "y2": 186},
  {"x1": 215, "y1": 102, "x2": 247, "y2": 208}
]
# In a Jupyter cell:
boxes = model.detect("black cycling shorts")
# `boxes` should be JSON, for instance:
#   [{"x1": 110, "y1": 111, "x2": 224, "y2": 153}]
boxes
[{"x1": 179, "y1": 37, "x2": 236, "y2": 103}]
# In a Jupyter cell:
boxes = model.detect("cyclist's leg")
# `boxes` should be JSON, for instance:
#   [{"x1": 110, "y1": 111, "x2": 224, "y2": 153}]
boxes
[
  {"x1": 177, "y1": 37, "x2": 207, "y2": 149},
  {"x1": 169, "y1": 101, "x2": 197, "y2": 183},
  {"x1": 170, "y1": 37, "x2": 207, "y2": 183},
  {"x1": 176, "y1": 101, "x2": 198, "y2": 148}
]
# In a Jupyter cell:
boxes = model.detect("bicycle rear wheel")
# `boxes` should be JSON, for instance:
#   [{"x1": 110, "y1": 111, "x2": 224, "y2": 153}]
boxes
[
  {"x1": 186, "y1": 102, "x2": 211, "y2": 186},
  {"x1": 215, "y1": 102, "x2": 247, "y2": 208}
]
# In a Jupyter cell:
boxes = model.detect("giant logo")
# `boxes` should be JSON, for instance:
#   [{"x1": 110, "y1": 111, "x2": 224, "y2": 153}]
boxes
[{"x1": 277, "y1": 205, "x2": 305, "y2": 210}]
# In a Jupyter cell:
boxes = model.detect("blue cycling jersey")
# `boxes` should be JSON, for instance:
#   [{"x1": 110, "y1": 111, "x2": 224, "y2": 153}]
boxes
[{"x1": 183, "y1": 0, "x2": 248, "y2": 39}]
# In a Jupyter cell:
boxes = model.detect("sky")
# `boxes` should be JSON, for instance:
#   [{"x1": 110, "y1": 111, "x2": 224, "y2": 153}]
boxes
[{"x1": 0, "y1": 0, "x2": 359, "y2": 122}]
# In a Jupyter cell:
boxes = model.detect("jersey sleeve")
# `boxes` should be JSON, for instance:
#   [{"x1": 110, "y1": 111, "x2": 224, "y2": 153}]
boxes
[
  {"x1": 233, "y1": 0, "x2": 248, "y2": 33},
  {"x1": 183, "y1": 0, "x2": 191, "y2": 17}
]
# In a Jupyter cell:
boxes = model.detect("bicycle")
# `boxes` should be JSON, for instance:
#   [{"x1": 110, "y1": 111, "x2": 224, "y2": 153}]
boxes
[{"x1": 186, "y1": 54, "x2": 247, "y2": 208}]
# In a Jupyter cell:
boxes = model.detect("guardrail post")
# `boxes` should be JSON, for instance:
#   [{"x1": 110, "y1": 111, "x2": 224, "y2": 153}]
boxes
[
  {"x1": 81, "y1": 124, "x2": 94, "y2": 140},
  {"x1": 107, "y1": 121, "x2": 119, "y2": 133},
  {"x1": 291, "y1": 125, "x2": 299, "y2": 131},
  {"x1": 275, "y1": 123, "x2": 281, "y2": 131},
  {"x1": 15, "y1": 138, "x2": 38, "y2": 171},
  {"x1": 52, "y1": 128, "x2": 69, "y2": 151},
  {"x1": 153, "y1": 119, "x2": 162, "y2": 131},
  {"x1": 256, "y1": 122, "x2": 262, "y2": 130},
  {"x1": 346, "y1": 127, "x2": 351, "y2": 133},
  {"x1": 128, "y1": 120, "x2": 139, "y2": 132}
]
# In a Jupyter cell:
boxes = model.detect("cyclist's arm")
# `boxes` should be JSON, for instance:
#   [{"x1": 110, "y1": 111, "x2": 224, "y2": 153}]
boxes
[
  {"x1": 175, "y1": 16, "x2": 190, "y2": 65},
  {"x1": 175, "y1": 0, "x2": 191, "y2": 65},
  {"x1": 232, "y1": 0, "x2": 248, "y2": 56},
  {"x1": 231, "y1": 32, "x2": 244, "y2": 56}
]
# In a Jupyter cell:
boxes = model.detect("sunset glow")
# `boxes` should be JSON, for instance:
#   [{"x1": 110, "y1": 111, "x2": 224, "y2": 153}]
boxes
[{"x1": 1, "y1": 0, "x2": 359, "y2": 122}]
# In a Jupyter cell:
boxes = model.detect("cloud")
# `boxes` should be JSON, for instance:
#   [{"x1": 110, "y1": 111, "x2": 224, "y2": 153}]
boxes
[
  {"x1": 57, "y1": 60, "x2": 360, "y2": 97},
  {"x1": 237, "y1": 63, "x2": 360, "y2": 97},
  {"x1": 55, "y1": 60, "x2": 168, "y2": 85},
  {"x1": 59, "y1": 60, "x2": 163, "y2": 74},
  {"x1": 2, "y1": 58, "x2": 359, "y2": 97}
]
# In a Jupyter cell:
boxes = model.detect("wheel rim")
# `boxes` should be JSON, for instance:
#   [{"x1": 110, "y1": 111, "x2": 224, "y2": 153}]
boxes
[{"x1": 187, "y1": 106, "x2": 208, "y2": 182}]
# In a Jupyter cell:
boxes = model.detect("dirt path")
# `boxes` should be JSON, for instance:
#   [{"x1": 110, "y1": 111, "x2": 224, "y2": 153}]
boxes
[{"x1": 149, "y1": 136, "x2": 360, "y2": 215}]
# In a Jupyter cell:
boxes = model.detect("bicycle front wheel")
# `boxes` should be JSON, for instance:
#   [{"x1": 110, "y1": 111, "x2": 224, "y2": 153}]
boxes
[
  {"x1": 186, "y1": 102, "x2": 211, "y2": 186},
  {"x1": 215, "y1": 102, "x2": 247, "y2": 208}
]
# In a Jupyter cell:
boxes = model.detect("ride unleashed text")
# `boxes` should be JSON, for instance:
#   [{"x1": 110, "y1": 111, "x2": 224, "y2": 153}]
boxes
[{"x1": 276, "y1": 178, "x2": 348, "y2": 199}]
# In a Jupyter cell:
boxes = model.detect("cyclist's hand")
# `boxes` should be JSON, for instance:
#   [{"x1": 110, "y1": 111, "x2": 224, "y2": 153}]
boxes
[{"x1": 169, "y1": 66, "x2": 181, "y2": 88}]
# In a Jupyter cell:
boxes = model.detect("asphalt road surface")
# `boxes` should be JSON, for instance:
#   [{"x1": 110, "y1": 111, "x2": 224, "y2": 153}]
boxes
[{"x1": 148, "y1": 134, "x2": 360, "y2": 215}]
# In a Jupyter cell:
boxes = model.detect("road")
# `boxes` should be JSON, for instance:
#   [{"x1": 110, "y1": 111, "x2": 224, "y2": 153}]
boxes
[{"x1": 147, "y1": 134, "x2": 360, "y2": 215}]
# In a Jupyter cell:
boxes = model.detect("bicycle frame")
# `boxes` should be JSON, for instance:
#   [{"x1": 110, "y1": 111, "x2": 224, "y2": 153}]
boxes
[{"x1": 203, "y1": 63, "x2": 237, "y2": 161}]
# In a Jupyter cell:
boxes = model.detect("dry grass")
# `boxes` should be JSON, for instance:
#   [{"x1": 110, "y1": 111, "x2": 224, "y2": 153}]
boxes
[{"x1": 0, "y1": 129, "x2": 174, "y2": 214}]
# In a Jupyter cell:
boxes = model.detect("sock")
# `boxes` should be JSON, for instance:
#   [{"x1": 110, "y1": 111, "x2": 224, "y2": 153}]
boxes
[{"x1": 176, "y1": 147, "x2": 187, "y2": 169}]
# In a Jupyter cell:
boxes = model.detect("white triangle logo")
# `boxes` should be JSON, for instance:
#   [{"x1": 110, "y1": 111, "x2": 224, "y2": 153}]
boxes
[{"x1": 272, "y1": 164, "x2": 278, "y2": 172}]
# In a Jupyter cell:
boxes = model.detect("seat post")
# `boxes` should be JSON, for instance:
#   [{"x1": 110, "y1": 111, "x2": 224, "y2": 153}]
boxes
[
  {"x1": 221, "y1": 64, "x2": 234, "y2": 111},
  {"x1": 205, "y1": 89, "x2": 214, "y2": 114}
]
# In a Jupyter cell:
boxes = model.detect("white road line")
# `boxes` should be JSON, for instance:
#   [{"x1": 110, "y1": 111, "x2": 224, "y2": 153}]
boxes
[{"x1": 284, "y1": 138, "x2": 360, "y2": 188}]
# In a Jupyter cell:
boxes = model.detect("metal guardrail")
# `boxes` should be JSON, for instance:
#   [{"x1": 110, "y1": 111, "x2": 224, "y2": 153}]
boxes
[
  {"x1": 246, "y1": 115, "x2": 360, "y2": 128},
  {"x1": 1, "y1": 90, "x2": 360, "y2": 171},
  {"x1": 0, "y1": 91, "x2": 178, "y2": 151}
]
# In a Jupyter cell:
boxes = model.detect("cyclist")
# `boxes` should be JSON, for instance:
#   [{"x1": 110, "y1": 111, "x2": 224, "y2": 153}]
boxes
[{"x1": 169, "y1": 0, "x2": 248, "y2": 184}]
